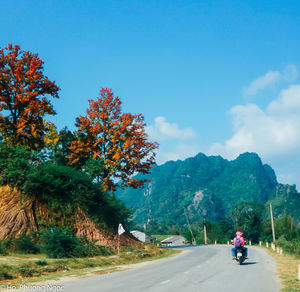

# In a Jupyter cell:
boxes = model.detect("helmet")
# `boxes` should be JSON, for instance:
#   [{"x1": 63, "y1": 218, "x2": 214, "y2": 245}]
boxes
[{"x1": 236, "y1": 231, "x2": 243, "y2": 237}]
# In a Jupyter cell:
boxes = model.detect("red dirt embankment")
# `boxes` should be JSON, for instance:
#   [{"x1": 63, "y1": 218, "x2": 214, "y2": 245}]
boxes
[{"x1": 0, "y1": 185, "x2": 139, "y2": 248}]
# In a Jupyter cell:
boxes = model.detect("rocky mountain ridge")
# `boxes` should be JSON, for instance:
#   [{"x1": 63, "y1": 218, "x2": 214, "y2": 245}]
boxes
[{"x1": 117, "y1": 152, "x2": 300, "y2": 225}]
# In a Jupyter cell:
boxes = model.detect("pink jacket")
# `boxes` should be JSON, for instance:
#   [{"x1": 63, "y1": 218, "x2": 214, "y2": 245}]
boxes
[{"x1": 233, "y1": 236, "x2": 245, "y2": 246}]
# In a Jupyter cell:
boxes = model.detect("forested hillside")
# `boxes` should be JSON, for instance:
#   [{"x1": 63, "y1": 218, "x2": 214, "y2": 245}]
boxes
[{"x1": 117, "y1": 152, "x2": 300, "y2": 226}]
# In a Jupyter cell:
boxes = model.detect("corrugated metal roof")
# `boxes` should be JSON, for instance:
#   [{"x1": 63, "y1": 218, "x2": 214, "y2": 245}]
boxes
[{"x1": 161, "y1": 236, "x2": 185, "y2": 243}]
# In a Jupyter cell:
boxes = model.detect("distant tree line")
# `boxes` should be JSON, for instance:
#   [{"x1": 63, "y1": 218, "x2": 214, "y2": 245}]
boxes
[{"x1": 140, "y1": 202, "x2": 300, "y2": 256}]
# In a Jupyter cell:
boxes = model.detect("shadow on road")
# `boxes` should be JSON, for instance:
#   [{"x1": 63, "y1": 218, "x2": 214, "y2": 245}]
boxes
[{"x1": 241, "y1": 262, "x2": 257, "y2": 265}]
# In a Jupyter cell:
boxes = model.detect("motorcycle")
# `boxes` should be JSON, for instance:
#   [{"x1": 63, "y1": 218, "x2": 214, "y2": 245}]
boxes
[{"x1": 235, "y1": 247, "x2": 246, "y2": 265}]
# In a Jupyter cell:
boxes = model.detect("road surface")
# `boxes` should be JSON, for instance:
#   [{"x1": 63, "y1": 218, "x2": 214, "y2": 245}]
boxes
[{"x1": 62, "y1": 245, "x2": 281, "y2": 292}]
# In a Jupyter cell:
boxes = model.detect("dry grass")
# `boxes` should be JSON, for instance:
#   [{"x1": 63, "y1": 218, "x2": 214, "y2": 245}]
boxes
[
  {"x1": 0, "y1": 245, "x2": 180, "y2": 288},
  {"x1": 265, "y1": 248, "x2": 300, "y2": 291}
]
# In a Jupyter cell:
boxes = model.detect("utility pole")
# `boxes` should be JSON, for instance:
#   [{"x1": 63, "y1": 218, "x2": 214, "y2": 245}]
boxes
[
  {"x1": 203, "y1": 219, "x2": 207, "y2": 245},
  {"x1": 270, "y1": 203, "x2": 276, "y2": 242},
  {"x1": 184, "y1": 208, "x2": 196, "y2": 245}
]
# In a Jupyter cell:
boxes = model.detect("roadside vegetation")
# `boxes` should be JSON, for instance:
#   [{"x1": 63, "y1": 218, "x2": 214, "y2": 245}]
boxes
[
  {"x1": 0, "y1": 245, "x2": 179, "y2": 285},
  {"x1": 139, "y1": 205, "x2": 300, "y2": 253},
  {"x1": 265, "y1": 247, "x2": 300, "y2": 292},
  {"x1": 0, "y1": 227, "x2": 114, "y2": 260}
]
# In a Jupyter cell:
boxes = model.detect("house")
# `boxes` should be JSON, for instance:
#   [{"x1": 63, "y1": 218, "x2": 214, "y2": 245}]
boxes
[
  {"x1": 161, "y1": 236, "x2": 186, "y2": 246},
  {"x1": 130, "y1": 230, "x2": 151, "y2": 242}
]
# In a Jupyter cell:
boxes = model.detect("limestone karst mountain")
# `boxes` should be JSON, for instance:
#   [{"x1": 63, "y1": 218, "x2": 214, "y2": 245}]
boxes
[{"x1": 117, "y1": 152, "x2": 300, "y2": 225}]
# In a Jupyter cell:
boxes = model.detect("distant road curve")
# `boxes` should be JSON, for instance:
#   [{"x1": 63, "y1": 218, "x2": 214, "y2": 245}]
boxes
[{"x1": 62, "y1": 245, "x2": 281, "y2": 292}]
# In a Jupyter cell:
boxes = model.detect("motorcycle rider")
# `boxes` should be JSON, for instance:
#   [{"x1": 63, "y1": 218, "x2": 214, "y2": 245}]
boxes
[{"x1": 232, "y1": 231, "x2": 248, "y2": 259}]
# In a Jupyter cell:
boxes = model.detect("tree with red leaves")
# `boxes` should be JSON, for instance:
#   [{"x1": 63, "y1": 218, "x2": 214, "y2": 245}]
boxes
[
  {"x1": 0, "y1": 44, "x2": 59, "y2": 150},
  {"x1": 68, "y1": 88, "x2": 158, "y2": 192}
]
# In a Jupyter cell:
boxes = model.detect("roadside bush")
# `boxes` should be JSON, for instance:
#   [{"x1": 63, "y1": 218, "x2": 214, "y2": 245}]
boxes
[
  {"x1": 17, "y1": 264, "x2": 40, "y2": 277},
  {"x1": 0, "y1": 265, "x2": 17, "y2": 280},
  {"x1": 258, "y1": 234, "x2": 273, "y2": 243},
  {"x1": 276, "y1": 236, "x2": 300, "y2": 256},
  {"x1": 0, "y1": 240, "x2": 9, "y2": 255},
  {"x1": 40, "y1": 227, "x2": 80, "y2": 258},
  {"x1": 13, "y1": 234, "x2": 40, "y2": 254},
  {"x1": 35, "y1": 260, "x2": 48, "y2": 266},
  {"x1": 39, "y1": 227, "x2": 113, "y2": 258},
  {"x1": 73, "y1": 236, "x2": 114, "y2": 257},
  {"x1": 97, "y1": 245, "x2": 114, "y2": 256}
]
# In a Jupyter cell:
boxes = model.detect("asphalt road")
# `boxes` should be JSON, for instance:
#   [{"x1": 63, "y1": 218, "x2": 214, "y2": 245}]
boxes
[{"x1": 62, "y1": 245, "x2": 281, "y2": 292}]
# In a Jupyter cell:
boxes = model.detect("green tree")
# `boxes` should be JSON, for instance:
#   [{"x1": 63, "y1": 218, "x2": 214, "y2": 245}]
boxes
[
  {"x1": 229, "y1": 202, "x2": 264, "y2": 243},
  {"x1": 0, "y1": 143, "x2": 39, "y2": 188},
  {"x1": 50, "y1": 127, "x2": 76, "y2": 166}
]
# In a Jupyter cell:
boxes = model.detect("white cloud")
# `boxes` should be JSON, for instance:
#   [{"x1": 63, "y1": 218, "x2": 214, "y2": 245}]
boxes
[
  {"x1": 283, "y1": 64, "x2": 298, "y2": 82},
  {"x1": 146, "y1": 116, "x2": 196, "y2": 141},
  {"x1": 243, "y1": 64, "x2": 298, "y2": 97},
  {"x1": 244, "y1": 70, "x2": 280, "y2": 97},
  {"x1": 155, "y1": 142, "x2": 202, "y2": 165},
  {"x1": 146, "y1": 116, "x2": 202, "y2": 165},
  {"x1": 268, "y1": 85, "x2": 300, "y2": 113},
  {"x1": 210, "y1": 84, "x2": 300, "y2": 188}
]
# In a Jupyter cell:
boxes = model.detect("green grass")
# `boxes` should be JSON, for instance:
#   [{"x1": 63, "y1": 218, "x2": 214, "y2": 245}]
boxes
[{"x1": 0, "y1": 245, "x2": 180, "y2": 286}]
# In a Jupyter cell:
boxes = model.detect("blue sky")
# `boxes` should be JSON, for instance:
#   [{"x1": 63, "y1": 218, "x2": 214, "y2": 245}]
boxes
[{"x1": 1, "y1": 0, "x2": 300, "y2": 188}]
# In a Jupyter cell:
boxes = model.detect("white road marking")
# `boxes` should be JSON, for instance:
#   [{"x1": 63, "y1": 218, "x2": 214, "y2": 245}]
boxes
[{"x1": 161, "y1": 280, "x2": 170, "y2": 285}]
